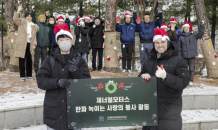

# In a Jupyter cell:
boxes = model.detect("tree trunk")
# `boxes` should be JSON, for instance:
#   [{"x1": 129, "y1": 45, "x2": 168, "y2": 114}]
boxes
[
  {"x1": 136, "y1": 0, "x2": 140, "y2": 19},
  {"x1": 150, "y1": 0, "x2": 158, "y2": 21},
  {"x1": 140, "y1": 0, "x2": 143, "y2": 21},
  {"x1": 22, "y1": 0, "x2": 26, "y2": 18},
  {"x1": 15, "y1": 0, "x2": 18, "y2": 11},
  {"x1": 79, "y1": 0, "x2": 83, "y2": 17},
  {"x1": 98, "y1": 0, "x2": 100, "y2": 17},
  {"x1": 211, "y1": 0, "x2": 217, "y2": 49},
  {"x1": 103, "y1": 0, "x2": 120, "y2": 73},
  {"x1": 142, "y1": 0, "x2": 145, "y2": 16},
  {"x1": 194, "y1": 0, "x2": 218, "y2": 78},
  {"x1": 4, "y1": 0, "x2": 19, "y2": 72}
]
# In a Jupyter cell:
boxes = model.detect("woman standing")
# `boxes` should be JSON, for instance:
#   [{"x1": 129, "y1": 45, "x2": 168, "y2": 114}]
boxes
[{"x1": 13, "y1": 6, "x2": 39, "y2": 81}]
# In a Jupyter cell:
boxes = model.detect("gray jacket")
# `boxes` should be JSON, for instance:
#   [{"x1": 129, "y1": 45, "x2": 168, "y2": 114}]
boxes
[{"x1": 178, "y1": 23, "x2": 205, "y2": 58}]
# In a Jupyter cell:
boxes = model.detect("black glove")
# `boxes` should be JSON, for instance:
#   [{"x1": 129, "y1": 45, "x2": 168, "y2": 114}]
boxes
[
  {"x1": 134, "y1": 5, "x2": 138, "y2": 12},
  {"x1": 68, "y1": 59, "x2": 77, "y2": 72},
  {"x1": 57, "y1": 79, "x2": 71, "y2": 88}
]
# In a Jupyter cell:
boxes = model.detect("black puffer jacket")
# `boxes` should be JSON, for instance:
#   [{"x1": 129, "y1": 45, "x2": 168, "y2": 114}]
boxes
[
  {"x1": 89, "y1": 24, "x2": 104, "y2": 48},
  {"x1": 36, "y1": 45, "x2": 91, "y2": 130},
  {"x1": 74, "y1": 26, "x2": 89, "y2": 52},
  {"x1": 138, "y1": 41, "x2": 190, "y2": 130}
]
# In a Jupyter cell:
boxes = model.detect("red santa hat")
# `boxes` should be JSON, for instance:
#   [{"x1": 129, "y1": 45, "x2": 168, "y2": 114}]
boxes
[
  {"x1": 84, "y1": 15, "x2": 92, "y2": 20},
  {"x1": 153, "y1": 28, "x2": 170, "y2": 42},
  {"x1": 124, "y1": 13, "x2": 132, "y2": 19},
  {"x1": 161, "y1": 23, "x2": 169, "y2": 29},
  {"x1": 76, "y1": 17, "x2": 84, "y2": 23},
  {"x1": 182, "y1": 21, "x2": 193, "y2": 33},
  {"x1": 56, "y1": 16, "x2": 65, "y2": 23},
  {"x1": 170, "y1": 18, "x2": 177, "y2": 23},
  {"x1": 54, "y1": 23, "x2": 73, "y2": 42}
]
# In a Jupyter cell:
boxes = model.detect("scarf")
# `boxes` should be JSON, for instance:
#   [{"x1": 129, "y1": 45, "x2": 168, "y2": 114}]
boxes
[{"x1": 27, "y1": 21, "x2": 34, "y2": 39}]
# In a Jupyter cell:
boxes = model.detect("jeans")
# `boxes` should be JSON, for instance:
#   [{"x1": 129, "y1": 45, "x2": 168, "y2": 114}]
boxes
[
  {"x1": 34, "y1": 46, "x2": 47, "y2": 74},
  {"x1": 139, "y1": 42, "x2": 153, "y2": 68},
  {"x1": 19, "y1": 43, "x2": 32, "y2": 77},
  {"x1": 185, "y1": 58, "x2": 195, "y2": 82},
  {"x1": 77, "y1": 52, "x2": 87, "y2": 63}
]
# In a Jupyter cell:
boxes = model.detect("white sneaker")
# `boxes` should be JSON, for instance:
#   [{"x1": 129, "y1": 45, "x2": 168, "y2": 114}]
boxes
[
  {"x1": 127, "y1": 69, "x2": 132, "y2": 75},
  {"x1": 20, "y1": 77, "x2": 26, "y2": 82},
  {"x1": 27, "y1": 77, "x2": 33, "y2": 80},
  {"x1": 122, "y1": 69, "x2": 126, "y2": 75},
  {"x1": 189, "y1": 81, "x2": 193, "y2": 86}
]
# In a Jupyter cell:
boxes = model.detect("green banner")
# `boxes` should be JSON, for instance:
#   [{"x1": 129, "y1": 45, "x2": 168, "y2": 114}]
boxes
[{"x1": 67, "y1": 77, "x2": 158, "y2": 129}]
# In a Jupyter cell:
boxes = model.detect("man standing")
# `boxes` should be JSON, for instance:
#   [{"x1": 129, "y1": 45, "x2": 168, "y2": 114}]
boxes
[
  {"x1": 31, "y1": 7, "x2": 50, "y2": 75},
  {"x1": 133, "y1": 10, "x2": 163, "y2": 68},
  {"x1": 116, "y1": 13, "x2": 141, "y2": 75},
  {"x1": 169, "y1": 18, "x2": 182, "y2": 44},
  {"x1": 139, "y1": 28, "x2": 190, "y2": 130}
]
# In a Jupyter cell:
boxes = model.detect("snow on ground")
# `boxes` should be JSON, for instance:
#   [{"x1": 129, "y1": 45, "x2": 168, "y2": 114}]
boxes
[
  {"x1": 183, "y1": 85, "x2": 218, "y2": 95},
  {"x1": 3, "y1": 125, "x2": 47, "y2": 130}
]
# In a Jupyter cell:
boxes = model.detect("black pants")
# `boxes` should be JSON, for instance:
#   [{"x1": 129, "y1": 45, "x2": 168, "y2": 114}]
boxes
[
  {"x1": 121, "y1": 44, "x2": 133, "y2": 70},
  {"x1": 34, "y1": 46, "x2": 47, "y2": 74},
  {"x1": 19, "y1": 43, "x2": 32, "y2": 77},
  {"x1": 185, "y1": 58, "x2": 195, "y2": 82},
  {"x1": 92, "y1": 48, "x2": 103, "y2": 70}
]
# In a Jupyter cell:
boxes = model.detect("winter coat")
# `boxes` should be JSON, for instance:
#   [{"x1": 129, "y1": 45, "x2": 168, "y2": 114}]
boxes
[
  {"x1": 31, "y1": 11, "x2": 50, "y2": 48},
  {"x1": 47, "y1": 23, "x2": 55, "y2": 53},
  {"x1": 89, "y1": 24, "x2": 104, "y2": 48},
  {"x1": 178, "y1": 23, "x2": 205, "y2": 59},
  {"x1": 65, "y1": 18, "x2": 71, "y2": 30},
  {"x1": 138, "y1": 41, "x2": 190, "y2": 130},
  {"x1": 169, "y1": 27, "x2": 182, "y2": 44},
  {"x1": 36, "y1": 45, "x2": 91, "y2": 130},
  {"x1": 133, "y1": 12, "x2": 162, "y2": 41},
  {"x1": 13, "y1": 12, "x2": 39, "y2": 60},
  {"x1": 116, "y1": 23, "x2": 141, "y2": 44},
  {"x1": 74, "y1": 25, "x2": 89, "y2": 52},
  {"x1": 167, "y1": 30, "x2": 178, "y2": 41}
]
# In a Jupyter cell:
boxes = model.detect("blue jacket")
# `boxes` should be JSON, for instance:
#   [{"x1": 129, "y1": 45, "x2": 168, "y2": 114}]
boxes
[
  {"x1": 169, "y1": 27, "x2": 182, "y2": 44},
  {"x1": 133, "y1": 12, "x2": 162, "y2": 41},
  {"x1": 116, "y1": 23, "x2": 141, "y2": 44},
  {"x1": 65, "y1": 18, "x2": 71, "y2": 30}
]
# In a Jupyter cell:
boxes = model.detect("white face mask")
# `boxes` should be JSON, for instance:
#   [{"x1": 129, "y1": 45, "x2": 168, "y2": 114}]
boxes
[
  {"x1": 49, "y1": 21, "x2": 54, "y2": 24},
  {"x1": 79, "y1": 21, "x2": 84, "y2": 25},
  {"x1": 58, "y1": 41, "x2": 72, "y2": 52}
]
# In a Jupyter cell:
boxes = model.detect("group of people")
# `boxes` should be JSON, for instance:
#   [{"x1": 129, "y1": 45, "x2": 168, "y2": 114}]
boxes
[{"x1": 12, "y1": 5, "x2": 205, "y2": 130}]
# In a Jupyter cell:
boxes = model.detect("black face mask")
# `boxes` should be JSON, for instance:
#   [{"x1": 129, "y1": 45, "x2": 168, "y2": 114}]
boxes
[{"x1": 85, "y1": 22, "x2": 90, "y2": 26}]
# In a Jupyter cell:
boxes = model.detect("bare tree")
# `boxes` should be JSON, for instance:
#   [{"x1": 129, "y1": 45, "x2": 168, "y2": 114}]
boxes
[
  {"x1": 4, "y1": 0, "x2": 14, "y2": 24},
  {"x1": 150, "y1": 0, "x2": 158, "y2": 21},
  {"x1": 194, "y1": 0, "x2": 218, "y2": 78}
]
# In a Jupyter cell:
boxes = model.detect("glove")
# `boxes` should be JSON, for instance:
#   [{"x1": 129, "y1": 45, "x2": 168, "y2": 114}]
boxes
[
  {"x1": 68, "y1": 59, "x2": 77, "y2": 72},
  {"x1": 157, "y1": 6, "x2": 162, "y2": 13},
  {"x1": 57, "y1": 79, "x2": 71, "y2": 88},
  {"x1": 201, "y1": 20, "x2": 204, "y2": 24},
  {"x1": 116, "y1": 16, "x2": 121, "y2": 23},
  {"x1": 136, "y1": 17, "x2": 141, "y2": 24},
  {"x1": 93, "y1": 24, "x2": 96, "y2": 28},
  {"x1": 155, "y1": 65, "x2": 167, "y2": 80},
  {"x1": 134, "y1": 5, "x2": 138, "y2": 12},
  {"x1": 141, "y1": 73, "x2": 151, "y2": 82},
  {"x1": 66, "y1": 14, "x2": 69, "y2": 18}
]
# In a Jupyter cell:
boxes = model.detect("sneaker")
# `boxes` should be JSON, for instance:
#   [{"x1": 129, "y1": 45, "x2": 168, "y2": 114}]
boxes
[
  {"x1": 98, "y1": 69, "x2": 101, "y2": 71},
  {"x1": 189, "y1": 81, "x2": 193, "y2": 86},
  {"x1": 27, "y1": 77, "x2": 33, "y2": 80},
  {"x1": 122, "y1": 69, "x2": 126, "y2": 75},
  {"x1": 20, "y1": 77, "x2": 26, "y2": 82},
  {"x1": 127, "y1": 69, "x2": 132, "y2": 75}
]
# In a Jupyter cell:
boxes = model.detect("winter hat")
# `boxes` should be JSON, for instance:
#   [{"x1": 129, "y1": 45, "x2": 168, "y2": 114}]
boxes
[
  {"x1": 84, "y1": 15, "x2": 92, "y2": 20},
  {"x1": 38, "y1": 14, "x2": 46, "y2": 20},
  {"x1": 153, "y1": 28, "x2": 170, "y2": 42},
  {"x1": 170, "y1": 18, "x2": 177, "y2": 23},
  {"x1": 56, "y1": 16, "x2": 65, "y2": 23},
  {"x1": 182, "y1": 21, "x2": 193, "y2": 33},
  {"x1": 124, "y1": 13, "x2": 132, "y2": 19},
  {"x1": 161, "y1": 23, "x2": 169, "y2": 30},
  {"x1": 76, "y1": 17, "x2": 84, "y2": 23},
  {"x1": 55, "y1": 23, "x2": 73, "y2": 42}
]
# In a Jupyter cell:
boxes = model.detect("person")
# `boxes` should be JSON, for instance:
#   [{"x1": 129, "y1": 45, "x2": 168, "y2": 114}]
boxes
[
  {"x1": 13, "y1": 6, "x2": 39, "y2": 81},
  {"x1": 178, "y1": 21, "x2": 205, "y2": 86},
  {"x1": 138, "y1": 28, "x2": 190, "y2": 130},
  {"x1": 51, "y1": 16, "x2": 67, "y2": 46},
  {"x1": 46, "y1": 12, "x2": 56, "y2": 54},
  {"x1": 84, "y1": 15, "x2": 93, "y2": 27},
  {"x1": 160, "y1": 23, "x2": 177, "y2": 41},
  {"x1": 133, "y1": 10, "x2": 163, "y2": 68},
  {"x1": 168, "y1": 18, "x2": 182, "y2": 44},
  {"x1": 89, "y1": 17, "x2": 104, "y2": 71},
  {"x1": 74, "y1": 17, "x2": 89, "y2": 63},
  {"x1": 36, "y1": 23, "x2": 91, "y2": 130},
  {"x1": 31, "y1": 7, "x2": 50, "y2": 75},
  {"x1": 65, "y1": 14, "x2": 71, "y2": 30},
  {"x1": 116, "y1": 13, "x2": 141, "y2": 75}
]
